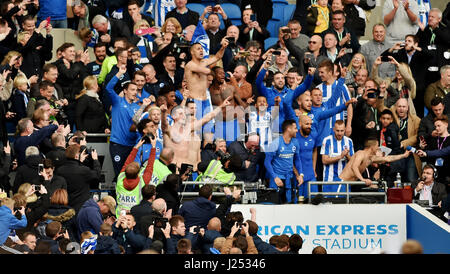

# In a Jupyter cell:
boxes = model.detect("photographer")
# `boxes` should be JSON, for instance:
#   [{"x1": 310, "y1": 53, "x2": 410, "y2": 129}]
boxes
[
  {"x1": 197, "y1": 150, "x2": 243, "y2": 186},
  {"x1": 56, "y1": 144, "x2": 101, "y2": 213},
  {"x1": 351, "y1": 80, "x2": 381, "y2": 151},
  {"x1": 112, "y1": 212, "x2": 147, "y2": 254},
  {"x1": 165, "y1": 215, "x2": 198, "y2": 254},
  {"x1": 134, "y1": 118, "x2": 163, "y2": 165},
  {"x1": 115, "y1": 137, "x2": 156, "y2": 218},
  {"x1": 0, "y1": 197, "x2": 27, "y2": 246},
  {"x1": 228, "y1": 133, "x2": 265, "y2": 183}
]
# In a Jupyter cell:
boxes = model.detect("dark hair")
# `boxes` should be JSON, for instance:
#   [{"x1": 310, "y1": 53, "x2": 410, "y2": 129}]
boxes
[
  {"x1": 33, "y1": 241, "x2": 51, "y2": 254},
  {"x1": 43, "y1": 63, "x2": 57, "y2": 74},
  {"x1": 332, "y1": 10, "x2": 346, "y2": 17},
  {"x1": 318, "y1": 59, "x2": 334, "y2": 72},
  {"x1": 39, "y1": 80, "x2": 55, "y2": 91},
  {"x1": 58, "y1": 238, "x2": 71, "y2": 254},
  {"x1": 246, "y1": 220, "x2": 258, "y2": 236},
  {"x1": 430, "y1": 97, "x2": 444, "y2": 107},
  {"x1": 57, "y1": 42, "x2": 75, "y2": 53},
  {"x1": 405, "y1": 34, "x2": 419, "y2": 44},
  {"x1": 177, "y1": 238, "x2": 191, "y2": 254},
  {"x1": 133, "y1": 70, "x2": 146, "y2": 80},
  {"x1": 137, "y1": 118, "x2": 152, "y2": 135},
  {"x1": 115, "y1": 47, "x2": 128, "y2": 58},
  {"x1": 169, "y1": 215, "x2": 185, "y2": 228},
  {"x1": 312, "y1": 246, "x2": 327, "y2": 254},
  {"x1": 42, "y1": 158, "x2": 54, "y2": 169},
  {"x1": 45, "y1": 221, "x2": 62, "y2": 238},
  {"x1": 94, "y1": 42, "x2": 107, "y2": 50},
  {"x1": 282, "y1": 119, "x2": 296, "y2": 133},
  {"x1": 123, "y1": 81, "x2": 137, "y2": 90},
  {"x1": 127, "y1": 0, "x2": 141, "y2": 7},
  {"x1": 380, "y1": 109, "x2": 394, "y2": 118},
  {"x1": 233, "y1": 235, "x2": 248, "y2": 253},
  {"x1": 199, "y1": 184, "x2": 213, "y2": 199},
  {"x1": 164, "y1": 174, "x2": 181, "y2": 192},
  {"x1": 289, "y1": 234, "x2": 303, "y2": 253},
  {"x1": 142, "y1": 184, "x2": 156, "y2": 200},
  {"x1": 65, "y1": 144, "x2": 81, "y2": 159}
]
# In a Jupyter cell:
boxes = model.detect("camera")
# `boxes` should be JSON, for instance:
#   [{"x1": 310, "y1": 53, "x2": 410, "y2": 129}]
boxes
[
  {"x1": 226, "y1": 36, "x2": 236, "y2": 47},
  {"x1": 153, "y1": 217, "x2": 168, "y2": 228},
  {"x1": 216, "y1": 150, "x2": 232, "y2": 164},
  {"x1": 38, "y1": 163, "x2": 44, "y2": 174},
  {"x1": 34, "y1": 184, "x2": 41, "y2": 192},
  {"x1": 305, "y1": 53, "x2": 314, "y2": 60},
  {"x1": 367, "y1": 92, "x2": 377, "y2": 99},
  {"x1": 272, "y1": 50, "x2": 281, "y2": 56},
  {"x1": 281, "y1": 28, "x2": 291, "y2": 34},
  {"x1": 142, "y1": 133, "x2": 155, "y2": 144},
  {"x1": 194, "y1": 226, "x2": 202, "y2": 233},
  {"x1": 54, "y1": 104, "x2": 69, "y2": 125},
  {"x1": 250, "y1": 14, "x2": 256, "y2": 22},
  {"x1": 381, "y1": 55, "x2": 390, "y2": 62}
]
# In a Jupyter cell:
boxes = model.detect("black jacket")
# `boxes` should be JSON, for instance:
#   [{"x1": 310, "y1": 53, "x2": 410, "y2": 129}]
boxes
[
  {"x1": 16, "y1": 193, "x2": 51, "y2": 239},
  {"x1": 18, "y1": 32, "x2": 52, "y2": 78},
  {"x1": 12, "y1": 155, "x2": 42, "y2": 194},
  {"x1": 156, "y1": 183, "x2": 180, "y2": 216},
  {"x1": 238, "y1": 24, "x2": 270, "y2": 48},
  {"x1": 417, "y1": 112, "x2": 450, "y2": 144},
  {"x1": 75, "y1": 94, "x2": 109, "y2": 133},
  {"x1": 43, "y1": 204, "x2": 77, "y2": 241},
  {"x1": 45, "y1": 146, "x2": 67, "y2": 170},
  {"x1": 53, "y1": 58, "x2": 89, "y2": 102},
  {"x1": 351, "y1": 98, "x2": 379, "y2": 151},
  {"x1": 378, "y1": 122, "x2": 402, "y2": 155},
  {"x1": 95, "y1": 235, "x2": 121, "y2": 254},
  {"x1": 227, "y1": 140, "x2": 265, "y2": 182},
  {"x1": 343, "y1": 1, "x2": 375, "y2": 37},
  {"x1": 55, "y1": 158, "x2": 101, "y2": 213},
  {"x1": 130, "y1": 199, "x2": 153, "y2": 231},
  {"x1": 165, "y1": 8, "x2": 199, "y2": 29},
  {"x1": 241, "y1": 0, "x2": 273, "y2": 27},
  {"x1": 412, "y1": 180, "x2": 447, "y2": 206},
  {"x1": 206, "y1": 19, "x2": 232, "y2": 56},
  {"x1": 0, "y1": 153, "x2": 11, "y2": 193}
]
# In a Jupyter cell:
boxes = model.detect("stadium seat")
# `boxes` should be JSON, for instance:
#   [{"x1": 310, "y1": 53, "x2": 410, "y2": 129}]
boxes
[
  {"x1": 272, "y1": 0, "x2": 289, "y2": 4},
  {"x1": 283, "y1": 4, "x2": 296, "y2": 26},
  {"x1": 220, "y1": 3, "x2": 242, "y2": 20},
  {"x1": 186, "y1": 3, "x2": 206, "y2": 16},
  {"x1": 202, "y1": 0, "x2": 216, "y2": 7},
  {"x1": 264, "y1": 37, "x2": 279, "y2": 51},
  {"x1": 266, "y1": 19, "x2": 281, "y2": 38}
]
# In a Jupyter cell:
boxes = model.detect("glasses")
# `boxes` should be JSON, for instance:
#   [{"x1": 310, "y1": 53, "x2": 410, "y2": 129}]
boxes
[{"x1": 308, "y1": 41, "x2": 318, "y2": 44}]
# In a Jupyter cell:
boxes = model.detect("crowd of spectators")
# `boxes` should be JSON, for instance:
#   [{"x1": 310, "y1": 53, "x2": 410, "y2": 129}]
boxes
[{"x1": 0, "y1": 0, "x2": 450, "y2": 254}]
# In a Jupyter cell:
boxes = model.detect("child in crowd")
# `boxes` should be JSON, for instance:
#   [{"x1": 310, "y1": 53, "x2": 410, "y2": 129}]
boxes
[{"x1": 306, "y1": 0, "x2": 330, "y2": 35}]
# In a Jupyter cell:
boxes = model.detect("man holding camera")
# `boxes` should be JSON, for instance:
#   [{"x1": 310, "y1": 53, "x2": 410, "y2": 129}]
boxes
[
  {"x1": 115, "y1": 137, "x2": 157, "y2": 218},
  {"x1": 56, "y1": 144, "x2": 101, "y2": 213},
  {"x1": 134, "y1": 117, "x2": 163, "y2": 165}
]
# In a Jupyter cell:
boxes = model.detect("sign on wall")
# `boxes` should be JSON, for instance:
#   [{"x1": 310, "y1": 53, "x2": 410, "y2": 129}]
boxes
[{"x1": 231, "y1": 204, "x2": 407, "y2": 254}]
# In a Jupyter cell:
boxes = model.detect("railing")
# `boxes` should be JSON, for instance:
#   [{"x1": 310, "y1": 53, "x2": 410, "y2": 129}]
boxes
[
  {"x1": 308, "y1": 181, "x2": 387, "y2": 204},
  {"x1": 179, "y1": 181, "x2": 246, "y2": 203}
]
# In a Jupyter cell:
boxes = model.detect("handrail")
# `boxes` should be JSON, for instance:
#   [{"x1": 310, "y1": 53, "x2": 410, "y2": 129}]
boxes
[{"x1": 308, "y1": 181, "x2": 387, "y2": 204}]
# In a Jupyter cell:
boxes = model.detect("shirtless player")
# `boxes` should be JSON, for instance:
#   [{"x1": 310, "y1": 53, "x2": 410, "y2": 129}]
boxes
[
  {"x1": 339, "y1": 138, "x2": 411, "y2": 187},
  {"x1": 162, "y1": 96, "x2": 232, "y2": 171}
]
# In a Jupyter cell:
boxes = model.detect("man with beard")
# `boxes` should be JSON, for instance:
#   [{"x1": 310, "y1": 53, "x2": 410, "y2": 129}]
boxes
[
  {"x1": 283, "y1": 92, "x2": 356, "y2": 200},
  {"x1": 87, "y1": 42, "x2": 107, "y2": 77}
]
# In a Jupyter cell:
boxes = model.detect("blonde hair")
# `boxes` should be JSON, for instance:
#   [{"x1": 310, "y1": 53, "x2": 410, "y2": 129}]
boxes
[
  {"x1": 17, "y1": 183, "x2": 37, "y2": 203},
  {"x1": 347, "y1": 53, "x2": 367, "y2": 72},
  {"x1": 1, "y1": 51, "x2": 21, "y2": 66},
  {"x1": 76, "y1": 75, "x2": 98, "y2": 100},
  {"x1": 213, "y1": 237, "x2": 226, "y2": 250},
  {"x1": 78, "y1": 27, "x2": 93, "y2": 40},
  {"x1": 1, "y1": 197, "x2": 14, "y2": 209},
  {"x1": 161, "y1": 17, "x2": 182, "y2": 34},
  {"x1": 13, "y1": 74, "x2": 28, "y2": 89},
  {"x1": 133, "y1": 19, "x2": 151, "y2": 34},
  {"x1": 17, "y1": 31, "x2": 30, "y2": 44}
]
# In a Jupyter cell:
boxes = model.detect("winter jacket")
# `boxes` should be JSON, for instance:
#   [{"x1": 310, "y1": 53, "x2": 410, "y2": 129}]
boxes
[
  {"x1": 12, "y1": 154, "x2": 42, "y2": 193},
  {"x1": 56, "y1": 159, "x2": 101, "y2": 213},
  {"x1": 200, "y1": 230, "x2": 222, "y2": 254},
  {"x1": 76, "y1": 199, "x2": 103, "y2": 238},
  {"x1": 0, "y1": 206, "x2": 27, "y2": 245},
  {"x1": 178, "y1": 197, "x2": 216, "y2": 230},
  {"x1": 42, "y1": 205, "x2": 76, "y2": 241},
  {"x1": 155, "y1": 182, "x2": 180, "y2": 216},
  {"x1": 94, "y1": 235, "x2": 121, "y2": 254},
  {"x1": 75, "y1": 94, "x2": 109, "y2": 133}
]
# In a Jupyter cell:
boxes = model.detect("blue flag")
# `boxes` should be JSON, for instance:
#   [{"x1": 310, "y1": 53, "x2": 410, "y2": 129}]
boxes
[{"x1": 191, "y1": 20, "x2": 210, "y2": 59}]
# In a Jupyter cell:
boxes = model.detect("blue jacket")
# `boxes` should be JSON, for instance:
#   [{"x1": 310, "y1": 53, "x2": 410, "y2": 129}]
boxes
[
  {"x1": 178, "y1": 197, "x2": 216, "y2": 229},
  {"x1": 37, "y1": 0, "x2": 67, "y2": 21},
  {"x1": 94, "y1": 235, "x2": 121, "y2": 254},
  {"x1": 426, "y1": 146, "x2": 450, "y2": 158},
  {"x1": 76, "y1": 199, "x2": 103, "y2": 238},
  {"x1": 252, "y1": 234, "x2": 281, "y2": 254},
  {"x1": 200, "y1": 230, "x2": 222, "y2": 254},
  {"x1": 14, "y1": 124, "x2": 58, "y2": 166},
  {"x1": 106, "y1": 75, "x2": 140, "y2": 146},
  {"x1": 0, "y1": 206, "x2": 27, "y2": 245}
]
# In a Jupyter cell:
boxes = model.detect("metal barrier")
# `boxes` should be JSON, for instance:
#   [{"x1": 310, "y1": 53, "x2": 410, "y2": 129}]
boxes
[
  {"x1": 308, "y1": 181, "x2": 387, "y2": 204},
  {"x1": 179, "y1": 181, "x2": 245, "y2": 203}
]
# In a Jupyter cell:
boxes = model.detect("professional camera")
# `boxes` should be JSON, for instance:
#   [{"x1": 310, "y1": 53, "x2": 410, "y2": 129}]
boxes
[
  {"x1": 54, "y1": 104, "x2": 69, "y2": 125},
  {"x1": 216, "y1": 150, "x2": 232, "y2": 164}
]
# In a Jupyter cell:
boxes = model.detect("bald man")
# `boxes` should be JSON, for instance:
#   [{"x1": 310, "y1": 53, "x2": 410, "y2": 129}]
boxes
[
  {"x1": 283, "y1": 94, "x2": 357, "y2": 200},
  {"x1": 198, "y1": 217, "x2": 222, "y2": 254},
  {"x1": 376, "y1": 93, "x2": 422, "y2": 182}
]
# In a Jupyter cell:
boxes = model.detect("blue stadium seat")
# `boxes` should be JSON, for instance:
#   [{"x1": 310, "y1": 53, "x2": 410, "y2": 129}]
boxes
[
  {"x1": 266, "y1": 19, "x2": 281, "y2": 37},
  {"x1": 202, "y1": 0, "x2": 216, "y2": 7},
  {"x1": 220, "y1": 3, "x2": 242, "y2": 20},
  {"x1": 272, "y1": 0, "x2": 289, "y2": 4},
  {"x1": 186, "y1": 3, "x2": 206, "y2": 16},
  {"x1": 264, "y1": 37, "x2": 279, "y2": 51},
  {"x1": 283, "y1": 4, "x2": 296, "y2": 26},
  {"x1": 272, "y1": 3, "x2": 287, "y2": 21}
]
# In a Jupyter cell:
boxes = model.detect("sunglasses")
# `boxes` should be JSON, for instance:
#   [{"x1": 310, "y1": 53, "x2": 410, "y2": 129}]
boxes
[{"x1": 308, "y1": 41, "x2": 318, "y2": 44}]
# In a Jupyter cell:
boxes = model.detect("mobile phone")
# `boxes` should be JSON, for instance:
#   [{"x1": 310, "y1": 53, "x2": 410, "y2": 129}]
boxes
[
  {"x1": 282, "y1": 28, "x2": 291, "y2": 34},
  {"x1": 213, "y1": 6, "x2": 219, "y2": 13},
  {"x1": 46, "y1": 16, "x2": 51, "y2": 27},
  {"x1": 367, "y1": 92, "x2": 377, "y2": 99},
  {"x1": 38, "y1": 163, "x2": 44, "y2": 174},
  {"x1": 400, "y1": 42, "x2": 406, "y2": 47},
  {"x1": 226, "y1": 37, "x2": 235, "y2": 43},
  {"x1": 344, "y1": 48, "x2": 353, "y2": 54},
  {"x1": 120, "y1": 209, "x2": 126, "y2": 216},
  {"x1": 180, "y1": 163, "x2": 194, "y2": 176},
  {"x1": 250, "y1": 14, "x2": 256, "y2": 22},
  {"x1": 34, "y1": 184, "x2": 41, "y2": 192},
  {"x1": 305, "y1": 53, "x2": 314, "y2": 60},
  {"x1": 272, "y1": 50, "x2": 281, "y2": 56},
  {"x1": 381, "y1": 55, "x2": 390, "y2": 62}
]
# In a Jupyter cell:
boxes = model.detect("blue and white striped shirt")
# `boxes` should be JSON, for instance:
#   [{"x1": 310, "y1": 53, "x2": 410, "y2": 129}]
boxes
[
  {"x1": 247, "y1": 111, "x2": 273, "y2": 152},
  {"x1": 316, "y1": 81, "x2": 351, "y2": 130},
  {"x1": 320, "y1": 134, "x2": 354, "y2": 182}
]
